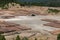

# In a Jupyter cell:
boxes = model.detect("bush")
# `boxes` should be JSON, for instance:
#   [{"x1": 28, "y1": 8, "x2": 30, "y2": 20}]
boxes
[
  {"x1": 0, "y1": 34, "x2": 6, "y2": 40},
  {"x1": 57, "y1": 34, "x2": 60, "y2": 40},
  {"x1": 0, "y1": 0, "x2": 19, "y2": 9},
  {"x1": 16, "y1": 35, "x2": 21, "y2": 40},
  {"x1": 2, "y1": 35, "x2": 6, "y2": 40},
  {"x1": 48, "y1": 8, "x2": 60, "y2": 14},
  {"x1": 22, "y1": 37, "x2": 28, "y2": 40},
  {"x1": 31, "y1": 14, "x2": 36, "y2": 16}
]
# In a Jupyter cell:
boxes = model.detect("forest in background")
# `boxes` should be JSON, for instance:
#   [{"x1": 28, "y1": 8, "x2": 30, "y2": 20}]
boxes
[{"x1": 0, "y1": 0, "x2": 60, "y2": 9}]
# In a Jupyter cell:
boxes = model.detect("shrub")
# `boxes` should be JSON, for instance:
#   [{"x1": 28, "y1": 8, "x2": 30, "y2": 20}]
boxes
[
  {"x1": 31, "y1": 14, "x2": 36, "y2": 16},
  {"x1": 16, "y1": 35, "x2": 21, "y2": 40},
  {"x1": 22, "y1": 37, "x2": 28, "y2": 40},
  {"x1": 2, "y1": 35, "x2": 6, "y2": 40},
  {"x1": 48, "y1": 8, "x2": 60, "y2": 14},
  {"x1": 0, "y1": 34, "x2": 6, "y2": 40},
  {"x1": 57, "y1": 34, "x2": 60, "y2": 40}
]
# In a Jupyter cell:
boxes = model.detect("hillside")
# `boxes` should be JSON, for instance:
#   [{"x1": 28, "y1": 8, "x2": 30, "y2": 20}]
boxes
[{"x1": 0, "y1": 0, "x2": 60, "y2": 9}]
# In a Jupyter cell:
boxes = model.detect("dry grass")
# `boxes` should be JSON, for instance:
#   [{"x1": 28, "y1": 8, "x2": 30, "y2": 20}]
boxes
[{"x1": 0, "y1": 6, "x2": 60, "y2": 16}]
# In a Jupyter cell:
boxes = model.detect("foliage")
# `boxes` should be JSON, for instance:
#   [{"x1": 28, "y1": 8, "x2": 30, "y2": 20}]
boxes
[
  {"x1": 57, "y1": 34, "x2": 60, "y2": 40},
  {"x1": 48, "y1": 8, "x2": 60, "y2": 14},
  {"x1": 2, "y1": 35, "x2": 6, "y2": 40},
  {"x1": 22, "y1": 37, "x2": 28, "y2": 40},
  {"x1": 1, "y1": 0, "x2": 60, "y2": 9},
  {"x1": 0, "y1": 34, "x2": 6, "y2": 40},
  {"x1": 0, "y1": 0, "x2": 20, "y2": 9},
  {"x1": 48, "y1": 1, "x2": 60, "y2": 7},
  {"x1": 16, "y1": 35, "x2": 21, "y2": 40}
]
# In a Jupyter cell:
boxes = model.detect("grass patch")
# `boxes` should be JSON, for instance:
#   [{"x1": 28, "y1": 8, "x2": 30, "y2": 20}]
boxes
[{"x1": 48, "y1": 8, "x2": 60, "y2": 14}]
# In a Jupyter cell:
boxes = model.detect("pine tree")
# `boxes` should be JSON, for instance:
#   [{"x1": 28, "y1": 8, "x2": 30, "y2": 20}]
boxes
[{"x1": 16, "y1": 35, "x2": 21, "y2": 40}]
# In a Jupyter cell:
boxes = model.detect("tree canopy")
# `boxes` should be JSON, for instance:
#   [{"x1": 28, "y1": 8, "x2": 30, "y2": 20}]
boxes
[
  {"x1": 0, "y1": 0, "x2": 60, "y2": 9},
  {"x1": 0, "y1": 0, "x2": 20, "y2": 9}
]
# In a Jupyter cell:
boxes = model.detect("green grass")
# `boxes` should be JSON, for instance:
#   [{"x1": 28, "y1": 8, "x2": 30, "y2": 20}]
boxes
[{"x1": 48, "y1": 8, "x2": 60, "y2": 14}]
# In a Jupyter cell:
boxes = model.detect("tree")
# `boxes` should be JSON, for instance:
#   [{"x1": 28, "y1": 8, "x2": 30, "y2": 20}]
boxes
[
  {"x1": 57, "y1": 34, "x2": 60, "y2": 40},
  {"x1": 16, "y1": 35, "x2": 21, "y2": 40},
  {"x1": 22, "y1": 37, "x2": 28, "y2": 40},
  {"x1": 0, "y1": 0, "x2": 19, "y2": 9}
]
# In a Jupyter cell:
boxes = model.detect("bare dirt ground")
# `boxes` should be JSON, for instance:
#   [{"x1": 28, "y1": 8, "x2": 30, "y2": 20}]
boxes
[
  {"x1": 0, "y1": 6, "x2": 60, "y2": 40},
  {"x1": 41, "y1": 19, "x2": 60, "y2": 34},
  {"x1": 0, "y1": 6, "x2": 60, "y2": 16},
  {"x1": 3, "y1": 15, "x2": 60, "y2": 40}
]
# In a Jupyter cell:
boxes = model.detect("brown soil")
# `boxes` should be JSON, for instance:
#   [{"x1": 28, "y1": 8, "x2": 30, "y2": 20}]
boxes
[
  {"x1": 44, "y1": 22, "x2": 60, "y2": 28},
  {"x1": 41, "y1": 19, "x2": 60, "y2": 28},
  {"x1": 0, "y1": 21, "x2": 31, "y2": 33},
  {"x1": 42, "y1": 19, "x2": 60, "y2": 34}
]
